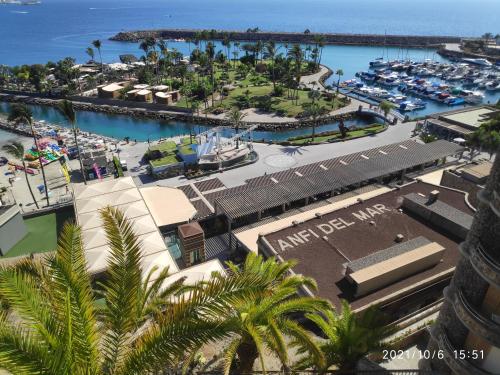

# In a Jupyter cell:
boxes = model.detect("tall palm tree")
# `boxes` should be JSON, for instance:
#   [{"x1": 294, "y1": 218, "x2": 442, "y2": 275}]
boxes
[
  {"x1": 226, "y1": 108, "x2": 247, "y2": 149},
  {"x1": 304, "y1": 91, "x2": 323, "y2": 142},
  {"x1": 265, "y1": 41, "x2": 278, "y2": 90},
  {"x1": 57, "y1": 100, "x2": 86, "y2": 184},
  {"x1": 92, "y1": 39, "x2": 103, "y2": 73},
  {"x1": 288, "y1": 44, "x2": 303, "y2": 104},
  {"x1": 215, "y1": 254, "x2": 329, "y2": 374},
  {"x1": 335, "y1": 68, "x2": 344, "y2": 93},
  {"x1": 232, "y1": 42, "x2": 240, "y2": 69},
  {"x1": 296, "y1": 300, "x2": 393, "y2": 372},
  {"x1": 2, "y1": 141, "x2": 39, "y2": 209},
  {"x1": 379, "y1": 100, "x2": 395, "y2": 125},
  {"x1": 205, "y1": 42, "x2": 216, "y2": 106},
  {"x1": 0, "y1": 207, "x2": 235, "y2": 374},
  {"x1": 8, "y1": 103, "x2": 49, "y2": 206}
]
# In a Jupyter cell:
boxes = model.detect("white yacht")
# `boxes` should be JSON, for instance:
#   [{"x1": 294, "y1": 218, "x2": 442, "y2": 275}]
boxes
[{"x1": 462, "y1": 58, "x2": 493, "y2": 67}]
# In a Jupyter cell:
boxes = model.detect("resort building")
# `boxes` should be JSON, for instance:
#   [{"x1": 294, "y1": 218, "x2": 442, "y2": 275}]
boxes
[
  {"x1": 256, "y1": 181, "x2": 473, "y2": 318},
  {"x1": 97, "y1": 83, "x2": 124, "y2": 99},
  {"x1": 424, "y1": 151, "x2": 500, "y2": 373},
  {"x1": 72, "y1": 177, "x2": 224, "y2": 286},
  {"x1": 155, "y1": 91, "x2": 172, "y2": 105},
  {"x1": 135, "y1": 89, "x2": 153, "y2": 102},
  {"x1": 424, "y1": 105, "x2": 499, "y2": 140}
]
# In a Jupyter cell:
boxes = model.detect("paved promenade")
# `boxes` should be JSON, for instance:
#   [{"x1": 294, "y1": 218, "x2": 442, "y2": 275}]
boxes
[{"x1": 122, "y1": 120, "x2": 418, "y2": 188}]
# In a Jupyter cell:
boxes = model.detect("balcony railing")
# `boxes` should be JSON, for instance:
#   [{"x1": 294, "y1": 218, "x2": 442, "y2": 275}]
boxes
[
  {"x1": 449, "y1": 287, "x2": 500, "y2": 347},
  {"x1": 436, "y1": 327, "x2": 493, "y2": 375},
  {"x1": 467, "y1": 241, "x2": 500, "y2": 289}
]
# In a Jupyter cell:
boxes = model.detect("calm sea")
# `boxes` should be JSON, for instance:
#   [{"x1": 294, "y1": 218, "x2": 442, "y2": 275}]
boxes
[{"x1": 1, "y1": 0, "x2": 499, "y2": 66}]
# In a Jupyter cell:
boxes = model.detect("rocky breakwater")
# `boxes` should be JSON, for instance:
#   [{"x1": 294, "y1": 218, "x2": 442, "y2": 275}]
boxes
[{"x1": 111, "y1": 29, "x2": 462, "y2": 48}]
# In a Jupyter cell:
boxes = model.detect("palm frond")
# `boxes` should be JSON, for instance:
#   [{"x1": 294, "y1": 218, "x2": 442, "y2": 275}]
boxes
[
  {"x1": 99, "y1": 206, "x2": 143, "y2": 372},
  {"x1": 0, "y1": 313, "x2": 58, "y2": 375}
]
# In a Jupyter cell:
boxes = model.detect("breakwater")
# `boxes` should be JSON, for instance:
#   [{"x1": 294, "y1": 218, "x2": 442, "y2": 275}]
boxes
[{"x1": 110, "y1": 29, "x2": 461, "y2": 48}]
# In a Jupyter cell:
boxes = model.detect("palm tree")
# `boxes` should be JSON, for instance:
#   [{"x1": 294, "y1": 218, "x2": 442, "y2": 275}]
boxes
[
  {"x1": 265, "y1": 41, "x2": 278, "y2": 90},
  {"x1": 296, "y1": 300, "x2": 393, "y2": 372},
  {"x1": 0, "y1": 207, "x2": 235, "y2": 374},
  {"x1": 8, "y1": 103, "x2": 49, "y2": 206},
  {"x1": 216, "y1": 254, "x2": 329, "y2": 374},
  {"x1": 288, "y1": 44, "x2": 303, "y2": 104},
  {"x1": 92, "y1": 39, "x2": 103, "y2": 73},
  {"x1": 85, "y1": 47, "x2": 95, "y2": 63},
  {"x1": 226, "y1": 108, "x2": 247, "y2": 149},
  {"x1": 379, "y1": 100, "x2": 395, "y2": 124},
  {"x1": 2, "y1": 141, "x2": 39, "y2": 209},
  {"x1": 205, "y1": 42, "x2": 216, "y2": 106},
  {"x1": 304, "y1": 92, "x2": 323, "y2": 142},
  {"x1": 335, "y1": 68, "x2": 344, "y2": 93},
  {"x1": 57, "y1": 100, "x2": 86, "y2": 184}
]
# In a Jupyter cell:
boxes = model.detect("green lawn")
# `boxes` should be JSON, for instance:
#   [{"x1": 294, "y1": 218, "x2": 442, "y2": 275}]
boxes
[
  {"x1": 149, "y1": 154, "x2": 180, "y2": 167},
  {"x1": 2, "y1": 213, "x2": 58, "y2": 258},
  {"x1": 149, "y1": 141, "x2": 177, "y2": 153},
  {"x1": 219, "y1": 85, "x2": 344, "y2": 117},
  {"x1": 178, "y1": 139, "x2": 197, "y2": 155},
  {"x1": 288, "y1": 124, "x2": 386, "y2": 145}
]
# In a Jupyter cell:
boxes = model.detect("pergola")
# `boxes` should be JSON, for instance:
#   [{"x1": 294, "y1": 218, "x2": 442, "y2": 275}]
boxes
[{"x1": 215, "y1": 140, "x2": 464, "y2": 222}]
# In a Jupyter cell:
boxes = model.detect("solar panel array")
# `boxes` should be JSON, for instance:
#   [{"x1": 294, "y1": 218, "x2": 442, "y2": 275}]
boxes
[{"x1": 215, "y1": 140, "x2": 463, "y2": 220}]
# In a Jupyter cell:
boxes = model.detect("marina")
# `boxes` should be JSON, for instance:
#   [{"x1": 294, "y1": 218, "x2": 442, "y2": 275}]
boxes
[{"x1": 343, "y1": 58, "x2": 499, "y2": 115}]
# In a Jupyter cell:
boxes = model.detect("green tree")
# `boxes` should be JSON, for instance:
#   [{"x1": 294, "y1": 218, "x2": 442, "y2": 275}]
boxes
[
  {"x1": 86, "y1": 47, "x2": 95, "y2": 62},
  {"x1": 226, "y1": 107, "x2": 247, "y2": 149},
  {"x1": 288, "y1": 44, "x2": 303, "y2": 104},
  {"x1": 0, "y1": 207, "x2": 233, "y2": 374},
  {"x1": 57, "y1": 100, "x2": 86, "y2": 184},
  {"x1": 8, "y1": 103, "x2": 49, "y2": 206},
  {"x1": 2, "y1": 141, "x2": 39, "y2": 209},
  {"x1": 467, "y1": 114, "x2": 500, "y2": 159},
  {"x1": 379, "y1": 100, "x2": 395, "y2": 124},
  {"x1": 335, "y1": 68, "x2": 344, "y2": 93},
  {"x1": 217, "y1": 254, "x2": 329, "y2": 374},
  {"x1": 265, "y1": 41, "x2": 278, "y2": 90},
  {"x1": 296, "y1": 300, "x2": 393, "y2": 372},
  {"x1": 92, "y1": 40, "x2": 103, "y2": 73},
  {"x1": 304, "y1": 89, "x2": 324, "y2": 142}
]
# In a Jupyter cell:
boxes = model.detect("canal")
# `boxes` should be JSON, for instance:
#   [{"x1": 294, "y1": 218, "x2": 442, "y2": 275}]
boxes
[{"x1": 0, "y1": 102, "x2": 376, "y2": 142}]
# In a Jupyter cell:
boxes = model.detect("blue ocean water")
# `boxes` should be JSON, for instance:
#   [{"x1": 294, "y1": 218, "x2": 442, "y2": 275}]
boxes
[
  {"x1": 1, "y1": 0, "x2": 499, "y2": 65},
  {"x1": 0, "y1": 0, "x2": 499, "y2": 141}
]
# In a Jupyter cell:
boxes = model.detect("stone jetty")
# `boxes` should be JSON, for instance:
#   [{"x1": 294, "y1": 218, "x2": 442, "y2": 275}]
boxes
[{"x1": 111, "y1": 29, "x2": 461, "y2": 48}]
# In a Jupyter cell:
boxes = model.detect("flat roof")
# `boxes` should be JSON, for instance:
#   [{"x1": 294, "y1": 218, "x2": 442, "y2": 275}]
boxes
[
  {"x1": 235, "y1": 186, "x2": 391, "y2": 253},
  {"x1": 441, "y1": 107, "x2": 495, "y2": 128},
  {"x1": 155, "y1": 92, "x2": 172, "y2": 98},
  {"x1": 101, "y1": 83, "x2": 123, "y2": 92},
  {"x1": 260, "y1": 182, "x2": 473, "y2": 310},
  {"x1": 460, "y1": 161, "x2": 492, "y2": 180},
  {"x1": 139, "y1": 186, "x2": 197, "y2": 227},
  {"x1": 136, "y1": 89, "x2": 152, "y2": 96}
]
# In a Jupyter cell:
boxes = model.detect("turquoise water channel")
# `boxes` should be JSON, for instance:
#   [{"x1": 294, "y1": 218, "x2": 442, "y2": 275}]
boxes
[{"x1": 0, "y1": 102, "x2": 376, "y2": 142}]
